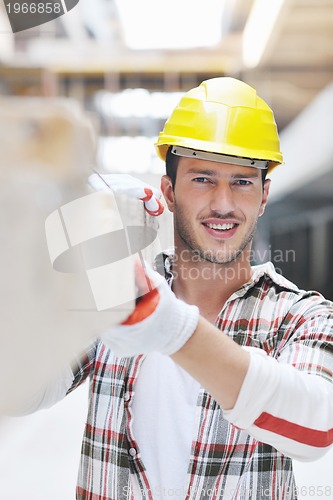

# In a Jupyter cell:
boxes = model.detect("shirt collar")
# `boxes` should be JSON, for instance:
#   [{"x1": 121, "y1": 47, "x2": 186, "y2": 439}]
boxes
[
  {"x1": 160, "y1": 250, "x2": 299, "y2": 299},
  {"x1": 229, "y1": 261, "x2": 299, "y2": 302}
]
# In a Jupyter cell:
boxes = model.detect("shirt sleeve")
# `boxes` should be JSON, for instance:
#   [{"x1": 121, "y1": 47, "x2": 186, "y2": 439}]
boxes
[
  {"x1": 66, "y1": 340, "x2": 97, "y2": 394},
  {"x1": 13, "y1": 341, "x2": 97, "y2": 415},
  {"x1": 17, "y1": 365, "x2": 76, "y2": 415},
  {"x1": 223, "y1": 293, "x2": 333, "y2": 461}
]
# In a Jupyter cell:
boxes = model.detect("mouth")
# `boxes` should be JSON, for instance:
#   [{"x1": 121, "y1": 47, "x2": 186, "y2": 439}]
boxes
[
  {"x1": 205, "y1": 222, "x2": 236, "y2": 231},
  {"x1": 202, "y1": 220, "x2": 239, "y2": 239}
]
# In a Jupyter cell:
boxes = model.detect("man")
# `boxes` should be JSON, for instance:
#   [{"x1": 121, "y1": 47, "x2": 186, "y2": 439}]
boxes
[{"x1": 39, "y1": 78, "x2": 333, "y2": 498}]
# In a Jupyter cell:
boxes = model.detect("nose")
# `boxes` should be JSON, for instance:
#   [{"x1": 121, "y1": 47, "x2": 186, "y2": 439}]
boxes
[{"x1": 209, "y1": 181, "x2": 236, "y2": 214}]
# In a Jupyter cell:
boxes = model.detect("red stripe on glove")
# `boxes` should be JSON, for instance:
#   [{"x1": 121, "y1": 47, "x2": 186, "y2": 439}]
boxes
[
  {"x1": 145, "y1": 198, "x2": 164, "y2": 216},
  {"x1": 140, "y1": 188, "x2": 164, "y2": 216},
  {"x1": 122, "y1": 261, "x2": 160, "y2": 325},
  {"x1": 123, "y1": 288, "x2": 160, "y2": 325},
  {"x1": 140, "y1": 188, "x2": 154, "y2": 202}
]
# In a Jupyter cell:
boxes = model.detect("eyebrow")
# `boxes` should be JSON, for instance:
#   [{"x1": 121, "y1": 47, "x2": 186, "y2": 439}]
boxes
[
  {"x1": 186, "y1": 168, "x2": 217, "y2": 176},
  {"x1": 231, "y1": 173, "x2": 260, "y2": 179}
]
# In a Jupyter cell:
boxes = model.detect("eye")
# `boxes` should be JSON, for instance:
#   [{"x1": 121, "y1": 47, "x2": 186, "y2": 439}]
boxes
[
  {"x1": 193, "y1": 177, "x2": 210, "y2": 183},
  {"x1": 235, "y1": 179, "x2": 252, "y2": 186}
]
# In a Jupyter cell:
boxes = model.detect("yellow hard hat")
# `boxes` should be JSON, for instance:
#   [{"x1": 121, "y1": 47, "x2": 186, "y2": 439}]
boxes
[{"x1": 155, "y1": 77, "x2": 283, "y2": 172}]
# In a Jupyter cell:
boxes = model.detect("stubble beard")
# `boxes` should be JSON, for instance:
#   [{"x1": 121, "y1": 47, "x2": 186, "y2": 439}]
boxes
[{"x1": 174, "y1": 201, "x2": 258, "y2": 265}]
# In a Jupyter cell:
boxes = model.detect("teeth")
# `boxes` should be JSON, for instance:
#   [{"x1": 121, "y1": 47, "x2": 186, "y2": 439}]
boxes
[{"x1": 207, "y1": 223, "x2": 235, "y2": 230}]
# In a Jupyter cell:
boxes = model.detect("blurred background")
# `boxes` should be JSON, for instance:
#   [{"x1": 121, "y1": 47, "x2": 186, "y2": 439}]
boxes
[{"x1": 0, "y1": 0, "x2": 332, "y2": 498}]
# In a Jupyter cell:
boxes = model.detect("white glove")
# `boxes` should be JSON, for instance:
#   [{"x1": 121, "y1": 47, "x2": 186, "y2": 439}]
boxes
[
  {"x1": 88, "y1": 173, "x2": 164, "y2": 216},
  {"x1": 101, "y1": 264, "x2": 199, "y2": 357}
]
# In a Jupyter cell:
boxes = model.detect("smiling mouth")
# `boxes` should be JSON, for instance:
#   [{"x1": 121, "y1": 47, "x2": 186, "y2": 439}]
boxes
[{"x1": 204, "y1": 222, "x2": 237, "y2": 231}]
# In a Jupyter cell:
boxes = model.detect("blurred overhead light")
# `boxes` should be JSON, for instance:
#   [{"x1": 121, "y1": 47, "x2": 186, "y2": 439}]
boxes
[
  {"x1": 115, "y1": 0, "x2": 225, "y2": 49},
  {"x1": 242, "y1": 0, "x2": 286, "y2": 68},
  {"x1": 98, "y1": 136, "x2": 164, "y2": 174},
  {"x1": 94, "y1": 89, "x2": 184, "y2": 119}
]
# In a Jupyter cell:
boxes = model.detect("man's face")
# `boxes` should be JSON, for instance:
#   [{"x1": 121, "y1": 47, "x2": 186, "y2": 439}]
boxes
[{"x1": 161, "y1": 156, "x2": 270, "y2": 264}]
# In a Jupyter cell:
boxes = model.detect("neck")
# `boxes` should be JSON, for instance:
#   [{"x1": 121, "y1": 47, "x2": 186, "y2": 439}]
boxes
[{"x1": 171, "y1": 243, "x2": 253, "y2": 321}]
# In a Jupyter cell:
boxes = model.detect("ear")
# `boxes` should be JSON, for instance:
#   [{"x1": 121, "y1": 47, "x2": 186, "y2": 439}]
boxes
[
  {"x1": 160, "y1": 175, "x2": 175, "y2": 213},
  {"x1": 259, "y1": 178, "x2": 271, "y2": 217}
]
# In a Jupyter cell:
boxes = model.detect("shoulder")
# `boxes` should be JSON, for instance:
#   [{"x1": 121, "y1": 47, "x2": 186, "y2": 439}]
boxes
[
  {"x1": 252, "y1": 261, "x2": 299, "y2": 292},
  {"x1": 251, "y1": 261, "x2": 332, "y2": 317},
  {"x1": 258, "y1": 262, "x2": 332, "y2": 323}
]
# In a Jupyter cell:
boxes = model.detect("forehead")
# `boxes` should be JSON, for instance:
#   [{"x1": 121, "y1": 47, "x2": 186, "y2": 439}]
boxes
[{"x1": 177, "y1": 156, "x2": 262, "y2": 178}]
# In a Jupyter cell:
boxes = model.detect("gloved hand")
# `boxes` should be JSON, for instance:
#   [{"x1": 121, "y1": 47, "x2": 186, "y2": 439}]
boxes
[
  {"x1": 88, "y1": 172, "x2": 164, "y2": 216},
  {"x1": 101, "y1": 263, "x2": 199, "y2": 357}
]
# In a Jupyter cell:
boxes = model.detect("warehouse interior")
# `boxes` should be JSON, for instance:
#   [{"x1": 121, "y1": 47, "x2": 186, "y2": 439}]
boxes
[{"x1": 0, "y1": 0, "x2": 333, "y2": 498}]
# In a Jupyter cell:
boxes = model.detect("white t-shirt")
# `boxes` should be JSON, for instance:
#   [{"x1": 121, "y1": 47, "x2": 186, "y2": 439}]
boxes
[{"x1": 132, "y1": 352, "x2": 201, "y2": 499}]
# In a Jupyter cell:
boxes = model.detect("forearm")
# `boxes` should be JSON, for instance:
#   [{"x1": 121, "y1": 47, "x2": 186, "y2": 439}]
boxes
[{"x1": 171, "y1": 315, "x2": 250, "y2": 410}]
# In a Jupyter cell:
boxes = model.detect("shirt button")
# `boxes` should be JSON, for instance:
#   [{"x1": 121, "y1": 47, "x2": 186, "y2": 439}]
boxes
[
  {"x1": 124, "y1": 392, "x2": 131, "y2": 402},
  {"x1": 128, "y1": 447, "x2": 137, "y2": 457}
]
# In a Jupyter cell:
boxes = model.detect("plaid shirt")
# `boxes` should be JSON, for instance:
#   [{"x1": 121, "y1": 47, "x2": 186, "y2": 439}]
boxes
[{"x1": 68, "y1": 260, "x2": 333, "y2": 500}]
